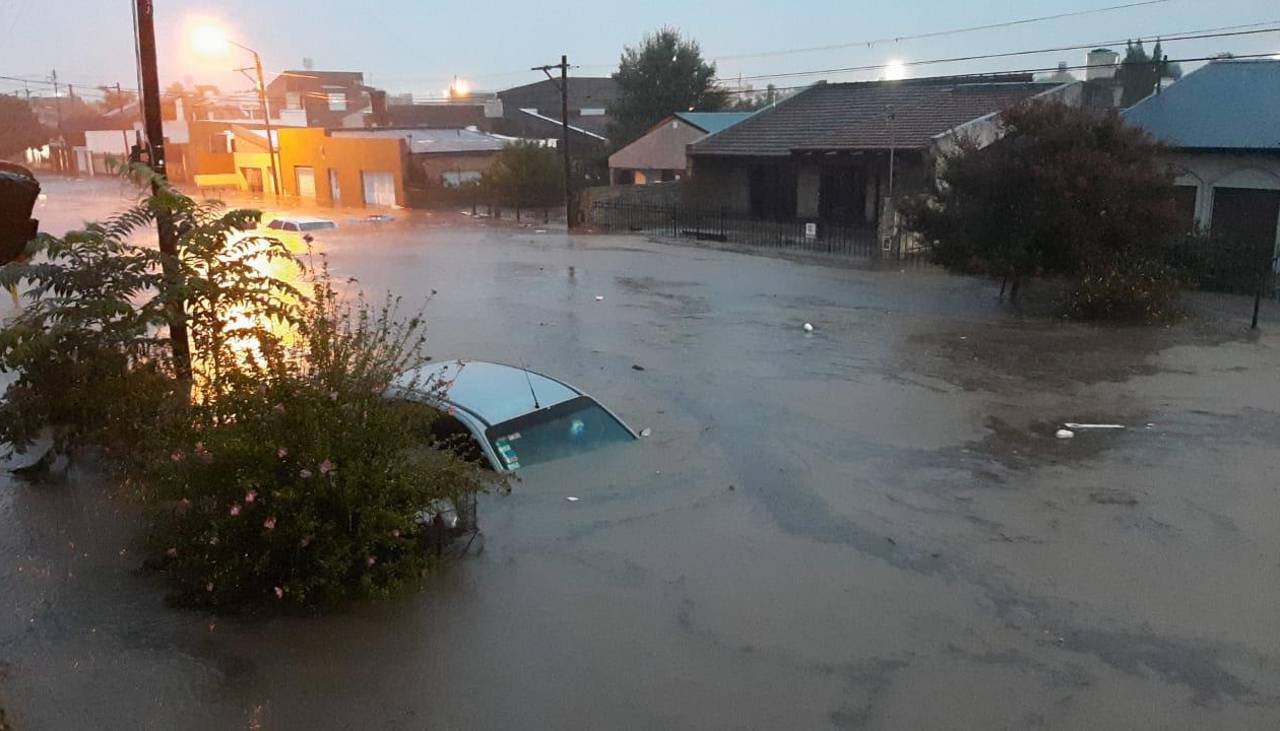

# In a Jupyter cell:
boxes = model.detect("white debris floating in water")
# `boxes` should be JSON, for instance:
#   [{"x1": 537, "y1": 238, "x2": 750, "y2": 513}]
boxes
[
  {"x1": 1064, "y1": 422, "x2": 1125, "y2": 430},
  {"x1": 639, "y1": 427, "x2": 652, "y2": 438},
  {"x1": 594, "y1": 295, "x2": 605, "y2": 301},
  {"x1": 565, "y1": 496, "x2": 580, "y2": 502},
  {"x1": 1055, "y1": 429, "x2": 1075, "y2": 439},
  {"x1": 803, "y1": 322, "x2": 814, "y2": 332}
]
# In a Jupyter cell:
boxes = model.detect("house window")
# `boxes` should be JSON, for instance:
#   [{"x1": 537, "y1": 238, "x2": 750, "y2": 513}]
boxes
[
  {"x1": 285, "y1": 92, "x2": 302, "y2": 110},
  {"x1": 442, "y1": 170, "x2": 482, "y2": 187},
  {"x1": 327, "y1": 93, "x2": 346, "y2": 111},
  {"x1": 580, "y1": 108, "x2": 606, "y2": 116}
]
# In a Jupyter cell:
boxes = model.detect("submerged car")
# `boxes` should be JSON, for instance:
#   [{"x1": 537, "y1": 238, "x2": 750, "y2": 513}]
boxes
[
  {"x1": 390, "y1": 360, "x2": 637, "y2": 472},
  {"x1": 264, "y1": 216, "x2": 338, "y2": 233}
]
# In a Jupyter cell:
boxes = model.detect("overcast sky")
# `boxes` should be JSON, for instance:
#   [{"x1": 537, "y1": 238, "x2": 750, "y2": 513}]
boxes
[{"x1": 2, "y1": 0, "x2": 1277, "y2": 102}]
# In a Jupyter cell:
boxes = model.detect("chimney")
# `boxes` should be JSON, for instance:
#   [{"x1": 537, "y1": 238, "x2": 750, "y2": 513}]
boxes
[{"x1": 1086, "y1": 48, "x2": 1119, "y2": 81}]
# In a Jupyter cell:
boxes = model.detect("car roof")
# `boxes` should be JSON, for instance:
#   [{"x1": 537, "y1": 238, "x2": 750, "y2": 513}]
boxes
[
  {"x1": 271, "y1": 217, "x2": 335, "y2": 224},
  {"x1": 394, "y1": 360, "x2": 583, "y2": 426}
]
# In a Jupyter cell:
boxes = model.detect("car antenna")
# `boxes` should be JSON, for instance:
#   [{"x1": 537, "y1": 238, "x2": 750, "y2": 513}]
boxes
[{"x1": 522, "y1": 363, "x2": 541, "y2": 409}]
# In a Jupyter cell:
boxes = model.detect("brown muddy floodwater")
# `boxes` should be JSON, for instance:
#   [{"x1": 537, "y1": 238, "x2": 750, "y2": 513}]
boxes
[{"x1": 3, "y1": 177, "x2": 1280, "y2": 729}]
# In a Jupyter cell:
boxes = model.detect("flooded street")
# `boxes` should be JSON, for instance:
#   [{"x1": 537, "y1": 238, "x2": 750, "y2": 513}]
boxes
[{"x1": 4, "y1": 179, "x2": 1280, "y2": 729}]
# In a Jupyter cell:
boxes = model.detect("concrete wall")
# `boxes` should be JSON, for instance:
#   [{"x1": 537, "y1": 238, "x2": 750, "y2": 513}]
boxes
[
  {"x1": 1166, "y1": 151, "x2": 1280, "y2": 252},
  {"x1": 277, "y1": 127, "x2": 407, "y2": 208},
  {"x1": 609, "y1": 117, "x2": 707, "y2": 180}
]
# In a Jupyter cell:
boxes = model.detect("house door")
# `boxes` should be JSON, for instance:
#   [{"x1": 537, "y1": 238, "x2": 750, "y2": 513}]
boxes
[
  {"x1": 818, "y1": 166, "x2": 864, "y2": 225},
  {"x1": 1212, "y1": 187, "x2": 1280, "y2": 262},
  {"x1": 328, "y1": 169, "x2": 341, "y2": 206},
  {"x1": 241, "y1": 167, "x2": 264, "y2": 193},
  {"x1": 295, "y1": 166, "x2": 316, "y2": 199},
  {"x1": 362, "y1": 171, "x2": 396, "y2": 207}
]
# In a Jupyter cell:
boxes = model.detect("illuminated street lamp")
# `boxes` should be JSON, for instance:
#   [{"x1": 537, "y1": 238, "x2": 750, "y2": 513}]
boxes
[{"x1": 192, "y1": 24, "x2": 281, "y2": 196}]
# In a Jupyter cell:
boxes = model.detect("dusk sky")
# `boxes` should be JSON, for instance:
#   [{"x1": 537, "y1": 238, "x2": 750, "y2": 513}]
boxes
[{"x1": 2, "y1": 0, "x2": 1278, "y2": 102}]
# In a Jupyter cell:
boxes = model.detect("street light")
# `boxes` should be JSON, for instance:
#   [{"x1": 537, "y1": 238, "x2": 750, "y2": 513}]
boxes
[{"x1": 192, "y1": 24, "x2": 281, "y2": 197}]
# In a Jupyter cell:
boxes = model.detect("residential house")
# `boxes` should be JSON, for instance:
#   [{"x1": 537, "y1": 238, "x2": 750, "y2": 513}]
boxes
[
  {"x1": 1123, "y1": 59, "x2": 1280, "y2": 256},
  {"x1": 277, "y1": 127, "x2": 407, "y2": 207},
  {"x1": 332, "y1": 127, "x2": 509, "y2": 187},
  {"x1": 686, "y1": 75, "x2": 1074, "y2": 238},
  {"x1": 266, "y1": 70, "x2": 368, "y2": 128},
  {"x1": 609, "y1": 111, "x2": 754, "y2": 185}
]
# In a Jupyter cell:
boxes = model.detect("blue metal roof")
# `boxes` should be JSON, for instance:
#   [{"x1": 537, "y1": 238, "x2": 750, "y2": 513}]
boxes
[
  {"x1": 1123, "y1": 59, "x2": 1280, "y2": 150},
  {"x1": 673, "y1": 111, "x2": 755, "y2": 134}
]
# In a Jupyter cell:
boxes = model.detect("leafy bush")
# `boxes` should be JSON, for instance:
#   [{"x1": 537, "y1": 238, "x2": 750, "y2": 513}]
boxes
[
  {"x1": 1069, "y1": 253, "x2": 1184, "y2": 321},
  {"x1": 901, "y1": 99, "x2": 1185, "y2": 315},
  {"x1": 1, "y1": 172, "x2": 486, "y2": 610}
]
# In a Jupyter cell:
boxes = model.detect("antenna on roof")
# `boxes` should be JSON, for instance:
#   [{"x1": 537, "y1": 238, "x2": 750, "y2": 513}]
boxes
[{"x1": 522, "y1": 362, "x2": 541, "y2": 409}]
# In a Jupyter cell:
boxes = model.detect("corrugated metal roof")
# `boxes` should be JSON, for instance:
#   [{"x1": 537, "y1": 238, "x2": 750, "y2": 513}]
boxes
[
  {"x1": 1123, "y1": 60, "x2": 1280, "y2": 150},
  {"x1": 690, "y1": 78, "x2": 1058, "y2": 157},
  {"x1": 331, "y1": 128, "x2": 509, "y2": 154},
  {"x1": 673, "y1": 111, "x2": 754, "y2": 134}
]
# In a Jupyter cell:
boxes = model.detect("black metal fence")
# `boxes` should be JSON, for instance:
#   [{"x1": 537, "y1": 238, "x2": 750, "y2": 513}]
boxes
[{"x1": 590, "y1": 201, "x2": 930, "y2": 264}]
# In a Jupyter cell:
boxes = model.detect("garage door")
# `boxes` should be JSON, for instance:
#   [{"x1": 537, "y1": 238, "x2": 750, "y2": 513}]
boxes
[
  {"x1": 361, "y1": 171, "x2": 396, "y2": 207},
  {"x1": 1212, "y1": 187, "x2": 1280, "y2": 258},
  {"x1": 295, "y1": 166, "x2": 316, "y2": 199}
]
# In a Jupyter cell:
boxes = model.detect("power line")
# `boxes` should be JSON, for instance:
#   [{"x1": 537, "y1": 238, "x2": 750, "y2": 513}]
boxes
[
  {"x1": 720, "y1": 23, "x2": 1280, "y2": 85},
  {"x1": 710, "y1": 0, "x2": 1179, "y2": 63},
  {"x1": 716, "y1": 51, "x2": 1280, "y2": 96}
]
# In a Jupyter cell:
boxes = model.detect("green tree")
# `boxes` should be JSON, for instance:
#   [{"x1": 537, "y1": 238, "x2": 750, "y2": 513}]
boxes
[
  {"x1": 0, "y1": 95, "x2": 48, "y2": 160},
  {"x1": 902, "y1": 100, "x2": 1184, "y2": 316},
  {"x1": 607, "y1": 27, "x2": 728, "y2": 147},
  {"x1": 1117, "y1": 39, "x2": 1178, "y2": 107},
  {"x1": 481, "y1": 140, "x2": 563, "y2": 216}
]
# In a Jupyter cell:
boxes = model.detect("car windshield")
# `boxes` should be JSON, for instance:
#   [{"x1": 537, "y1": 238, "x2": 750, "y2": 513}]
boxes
[
  {"x1": 483, "y1": 395, "x2": 634, "y2": 469},
  {"x1": 299, "y1": 221, "x2": 336, "y2": 231}
]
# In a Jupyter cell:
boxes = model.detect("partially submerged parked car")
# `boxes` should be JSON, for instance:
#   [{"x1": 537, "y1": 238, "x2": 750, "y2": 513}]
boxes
[{"x1": 389, "y1": 360, "x2": 638, "y2": 473}]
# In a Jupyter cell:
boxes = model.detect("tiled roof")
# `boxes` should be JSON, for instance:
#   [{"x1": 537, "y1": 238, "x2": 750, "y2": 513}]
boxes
[
  {"x1": 674, "y1": 111, "x2": 755, "y2": 134},
  {"x1": 690, "y1": 77, "x2": 1060, "y2": 156},
  {"x1": 1123, "y1": 60, "x2": 1280, "y2": 150}
]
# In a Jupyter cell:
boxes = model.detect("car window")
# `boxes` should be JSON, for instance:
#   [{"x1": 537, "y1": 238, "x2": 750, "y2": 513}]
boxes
[
  {"x1": 300, "y1": 221, "x2": 336, "y2": 231},
  {"x1": 283, "y1": 222, "x2": 300, "y2": 231},
  {"x1": 428, "y1": 412, "x2": 487, "y2": 466},
  {"x1": 484, "y1": 396, "x2": 634, "y2": 469},
  {"x1": 267, "y1": 219, "x2": 284, "y2": 229}
]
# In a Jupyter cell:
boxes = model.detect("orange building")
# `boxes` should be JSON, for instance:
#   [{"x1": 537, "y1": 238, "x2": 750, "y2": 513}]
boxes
[{"x1": 277, "y1": 128, "x2": 407, "y2": 208}]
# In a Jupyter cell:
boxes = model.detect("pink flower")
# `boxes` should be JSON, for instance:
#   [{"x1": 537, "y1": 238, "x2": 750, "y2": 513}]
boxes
[
  {"x1": 180, "y1": 498, "x2": 191, "y2": 507},
  {"x1": 274, "y1": 586, "x2": 284, "y2": 599},
  {"x1": 366, "y1": 556, "x2": 377, "y2": 567},
  {"x1": 391, "y1": 529, "x2": 401, "y2": 538},
  {"x1": 273, "y1": 403, "x2": 286, "y2": 414},
  {"x1": 170, "y1": 450, "x2": 185, "y2": 462},
  {"x1": 299, "y1": 537, "x2": 311, "y2": 548},
  {"x1": 318, "y1": 459, "x2": 334, "y2": 475},
  {"x1": 206, "y1": 582, "x2": 214, "y2": 592},
  {"x1": 299, "y1": 469, "x2": 312, "y2": 479},
  {"x1": 277, "y1": 447, "x2": 288, "y2": 459},
  {"x1": 165, "y1": 547, "x2": 178, "y2": 558},
  {"x1": 244, "y1": 491, "x2": 257, "y2": 503},
  {"x1": 329, "y1": 391, "x2": 339, "y2": 401},
  {"x1": 263, "y1": 516, "x2": 276, "y2": 531},
  {"x1": 229, "y1": 504, "x2": 241, "y2": 516}
]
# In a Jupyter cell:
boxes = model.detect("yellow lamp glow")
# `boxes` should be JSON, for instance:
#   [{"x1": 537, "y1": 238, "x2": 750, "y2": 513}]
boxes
[{"x1": 192, "y1": 24, "x2": 231, "y2": 59}]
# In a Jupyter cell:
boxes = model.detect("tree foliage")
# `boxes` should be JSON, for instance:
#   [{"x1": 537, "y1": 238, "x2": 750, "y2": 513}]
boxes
[
  {"x1": 481, "y1": 140, "x2": 563, "y2": 211},
  {"x1": 0, "y1": 95, "x2": 48, "y2": 159},
  {"x1": 96, "y1": 85, "x2": 137, "y2": 114},
  {"x1": 1117, "y1": 39, "x2": 1175, "y2": 107},
  {"x1": 0, "y1": 171, "x2": 487, "y2": 609},
  {"x1": 607, "y1": 27, "x2": 728, "y2": 147},
  {"x1": 902, "y1": 100, "x2": 1185, "y2": 315}
]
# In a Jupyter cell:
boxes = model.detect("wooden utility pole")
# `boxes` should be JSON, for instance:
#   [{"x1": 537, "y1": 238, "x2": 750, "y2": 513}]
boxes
[
  {"x1": 532, "y1": 55, "x2": 574, "y2": 229},
  {"x1": 135, "y1": 0, "x2": 191, "y2": 374}
]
